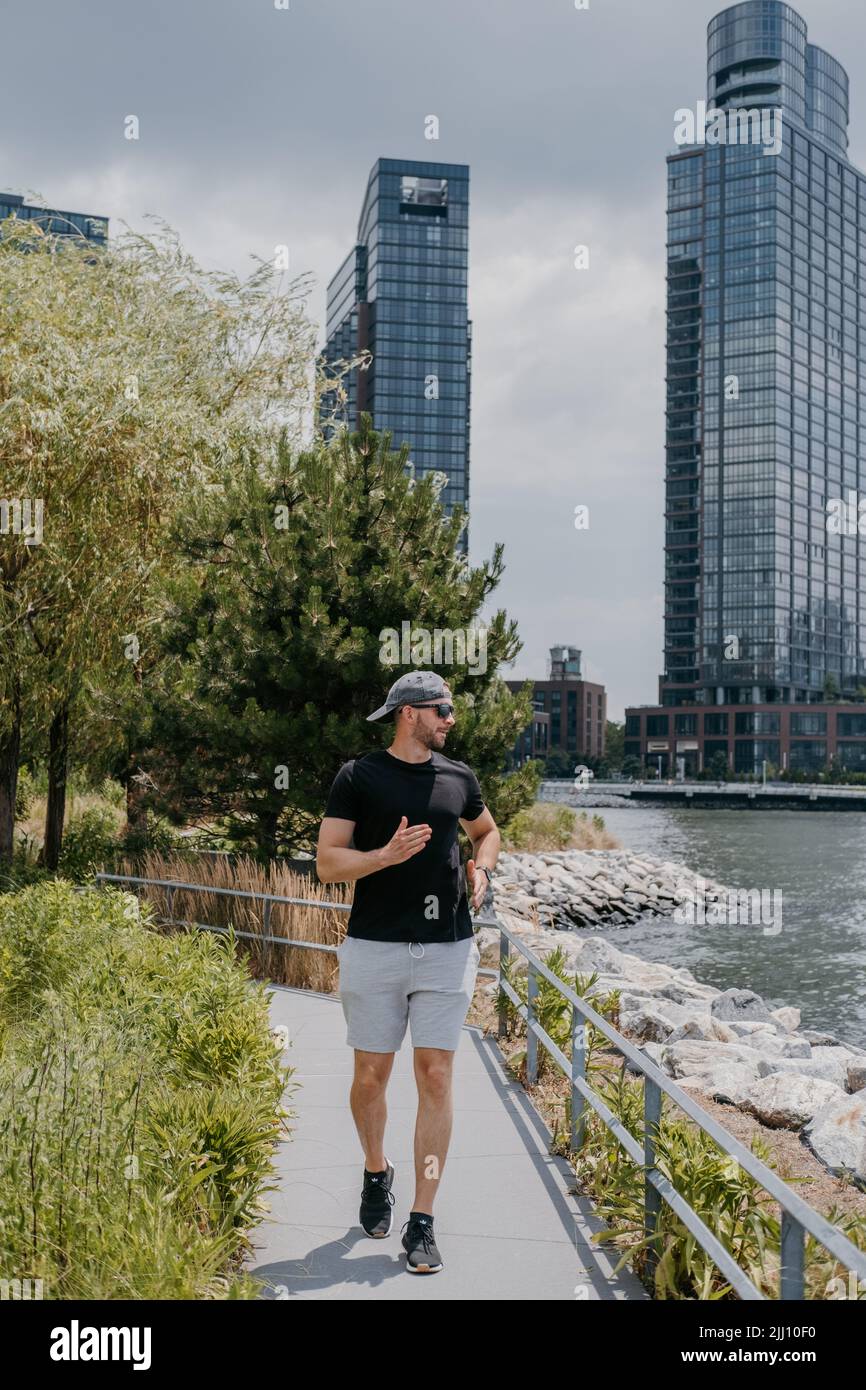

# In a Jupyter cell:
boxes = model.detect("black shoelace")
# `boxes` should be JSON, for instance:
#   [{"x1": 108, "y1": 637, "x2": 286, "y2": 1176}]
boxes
[
  {"x1": 363, "y1": 1173, "x2": 395, "y2": 1208},
  {"x1": 405, "y1": 1218, "x2": 435, "y2": 1253}
]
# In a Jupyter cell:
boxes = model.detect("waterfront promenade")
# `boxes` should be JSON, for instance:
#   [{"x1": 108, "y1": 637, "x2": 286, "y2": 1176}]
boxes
[{"x1": 245, "y1": 985, "x2": 649, "y2": 1302}]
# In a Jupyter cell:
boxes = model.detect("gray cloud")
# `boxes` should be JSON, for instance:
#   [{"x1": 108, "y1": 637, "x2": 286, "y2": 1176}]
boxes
[{"x1": 4, "y1": 0, "x2": 865, "y2": 716}]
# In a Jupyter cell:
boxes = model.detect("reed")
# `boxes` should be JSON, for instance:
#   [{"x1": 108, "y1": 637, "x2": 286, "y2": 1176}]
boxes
[{"x1": 118, "y1": 851, "x2": 352, "y2": 991}]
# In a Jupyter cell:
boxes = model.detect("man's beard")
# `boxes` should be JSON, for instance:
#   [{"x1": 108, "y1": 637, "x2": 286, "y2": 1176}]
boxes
[{"x1": 415, "y1": 725, "x2": 447, "y2": 751}]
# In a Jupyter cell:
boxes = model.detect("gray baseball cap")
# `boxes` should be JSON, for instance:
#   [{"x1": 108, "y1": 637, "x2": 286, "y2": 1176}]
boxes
[{"x1": 367, "y1": 670, "x2": 450, "y2": 722}]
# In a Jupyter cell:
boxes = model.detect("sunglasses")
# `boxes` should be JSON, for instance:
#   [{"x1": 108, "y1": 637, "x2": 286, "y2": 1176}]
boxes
[{"x1": 411, "y1": 702, "x2": 455, "y2": 718}]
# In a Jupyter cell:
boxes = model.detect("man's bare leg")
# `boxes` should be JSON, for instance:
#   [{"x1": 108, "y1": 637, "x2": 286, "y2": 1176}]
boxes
[
  {"x1": 411, "y1": 1047, "x2": 455, "y2": 1213},
  {"x1": 350, "y1": 1049, "x2": 396, "y2": 1170}
]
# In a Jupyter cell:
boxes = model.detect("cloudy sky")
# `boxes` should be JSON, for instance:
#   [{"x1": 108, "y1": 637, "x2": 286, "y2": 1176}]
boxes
[{"x1": 6, "y1": 0, "x2": 866, "y2": 717}]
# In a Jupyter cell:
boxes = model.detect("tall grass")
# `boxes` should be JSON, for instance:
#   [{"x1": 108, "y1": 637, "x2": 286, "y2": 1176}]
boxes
[
  {"x1": 0, "y1": 880, "x2": 293, "y2": 1299},
  {"x1": 118, "y1": 852, "x2": 352, "y2": 991}
]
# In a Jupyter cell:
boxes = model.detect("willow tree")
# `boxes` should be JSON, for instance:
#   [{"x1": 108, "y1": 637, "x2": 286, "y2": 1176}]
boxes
[{"x1": 0, "y1": 212, "x2": 329, "y2": 865}]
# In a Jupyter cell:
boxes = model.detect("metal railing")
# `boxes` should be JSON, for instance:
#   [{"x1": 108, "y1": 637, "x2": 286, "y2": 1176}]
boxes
[{"x1": 94, "y1": 870, "x2": 866, "y2": 1301}]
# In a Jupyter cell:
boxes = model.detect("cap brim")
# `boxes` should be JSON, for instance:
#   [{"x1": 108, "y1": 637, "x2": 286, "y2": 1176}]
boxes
[{"x1": 366, "y1": 704, "x2": 391, "y2": 721}]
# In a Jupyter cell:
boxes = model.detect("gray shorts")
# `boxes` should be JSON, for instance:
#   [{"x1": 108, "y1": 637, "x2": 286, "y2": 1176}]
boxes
[{"x1": 337, "y1": 934, "x2": 481, "y2": 1053}]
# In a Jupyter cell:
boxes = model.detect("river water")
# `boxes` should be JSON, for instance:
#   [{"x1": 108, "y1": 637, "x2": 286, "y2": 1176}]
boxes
[{"x1": 582, "y1": 806, "x2": 866, "y2": 1051}]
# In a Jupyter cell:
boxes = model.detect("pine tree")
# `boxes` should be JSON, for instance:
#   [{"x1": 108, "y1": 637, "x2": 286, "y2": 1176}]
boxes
[{"x1": 144, "y1": 416, "x2": 538, "y2": 857}]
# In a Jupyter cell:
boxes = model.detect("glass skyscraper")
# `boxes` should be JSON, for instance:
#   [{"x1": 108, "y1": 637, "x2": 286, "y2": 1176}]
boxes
[
  {"x1": 323, "y1": 158, "x2": 471, "y2": 528},
  {"x1": 664, "y1": 0, "x2": 864, "y2": 709},
  {"x1": 0, "y1": 192, "x2": 108, "y2": 246},
  {"x1": 627, "y1": 1, "x2": 866, "y2": 776}
]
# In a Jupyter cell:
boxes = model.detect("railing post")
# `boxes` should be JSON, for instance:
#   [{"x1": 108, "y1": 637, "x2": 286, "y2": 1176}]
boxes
[
  {"x1": 570, "y1": 1005, "x2": 587, "y2": 1152},
  {"x1": 166, "y1": 886, "x2": 175, "y2": 923},
  {"x1": 644, "y1": 1075, "x2": 663, "y2": 1284},
  {"x1": 262, "y1": 899, "x2": 273, "y2": 938},
  {"x1": 498, "y1": 932, "x2": 510, "y2": 1039},
  {"x1": 526, "y1": 966, "x2": 538, "y2": 1086},
  {"x1": 780, "y1": 1211, "x2": 805, "y2": 1299}
]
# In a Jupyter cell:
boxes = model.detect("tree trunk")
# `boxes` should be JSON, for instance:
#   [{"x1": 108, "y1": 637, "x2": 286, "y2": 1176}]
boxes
[
  {"x1": 43, "y1": 702, "x2": 70, "y2": 871},
  {"x1": 0, "y1": 684, "x2": 22, "y2": 864},
  {"x1": 255, "y1": 807, "x2": 279, "y2": 864}
]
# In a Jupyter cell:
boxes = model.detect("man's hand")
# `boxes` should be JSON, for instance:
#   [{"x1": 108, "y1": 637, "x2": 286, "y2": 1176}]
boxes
[
  {"x1": 377, "y1": 814, "x2": 432, "y2": 869},
  {"x1": 466, "y1": 859, "x2": 490, "y2": 913}
]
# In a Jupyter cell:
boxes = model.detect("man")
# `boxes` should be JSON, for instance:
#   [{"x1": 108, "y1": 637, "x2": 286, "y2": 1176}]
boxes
[{"x1": 316, "y1": 670, "x2": 500, "y2": 1274}]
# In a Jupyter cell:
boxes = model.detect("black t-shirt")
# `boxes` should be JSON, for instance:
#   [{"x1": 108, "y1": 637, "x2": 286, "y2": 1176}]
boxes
[{"x1": 323, "y1": 748, "x2": 486, "y2": 942}]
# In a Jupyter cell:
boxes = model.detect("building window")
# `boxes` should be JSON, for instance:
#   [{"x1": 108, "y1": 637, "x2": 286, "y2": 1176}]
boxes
[
  {"x1": 790, "y1": 713, "x2": 827, "y2": 735},
  {"x1": 789, "y1": 741, "x2": 827, "y2": 772},
  {"x1": 646, "y1": 715, "x2": 670, "y2": 737},
  {"x1": 734, "y1": 740, "x2": 781, "y2": 775},
  {"x1": 675, "y1": 714, "x2": 697, "y2": 735},
  {"x1": 838, "y1": 741, "x2": 866, "y2": 770},
  {"x1": 735, "y1": 712, "x2": 780, "y2": 735},
  {"x1": 704, "y1": 713, "x2": 729, "y2": 735},
  {"x1": 704, "y1": 739, "x2": 729, "y2": 764}
]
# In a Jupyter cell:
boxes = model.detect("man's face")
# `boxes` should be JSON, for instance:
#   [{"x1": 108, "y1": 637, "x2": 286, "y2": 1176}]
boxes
[{"x1": 405, "y1": 688, "x2": 455, "y2": 750}]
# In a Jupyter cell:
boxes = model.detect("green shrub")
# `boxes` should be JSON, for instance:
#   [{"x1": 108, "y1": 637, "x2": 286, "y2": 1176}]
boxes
[
  {"x1": 0, "y1": 881, "x2": 293, "y2": 1298},
  {"x1": 57, "y1": 807, "x2": 120, "y2": 882},
  {"x1": 505, "y1": 804, "x2": 576, "y2": 850},
  {"x1": 14, "y1": 767, "x2": 34, "y2": 823},
  {"x1": 120, "y1": 813, "x2": 180, "y2": 861}
]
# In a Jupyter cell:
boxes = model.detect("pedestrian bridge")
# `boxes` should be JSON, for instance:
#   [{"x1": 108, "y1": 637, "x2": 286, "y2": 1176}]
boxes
[{"x1": 245, "y1": 985, "x2": 649, "y2": 1301}]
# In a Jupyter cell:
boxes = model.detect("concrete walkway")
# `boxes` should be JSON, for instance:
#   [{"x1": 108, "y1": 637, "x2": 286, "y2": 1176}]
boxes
[{"x1": 246, "y1": 985, "x2": 649, "y2": 1301}]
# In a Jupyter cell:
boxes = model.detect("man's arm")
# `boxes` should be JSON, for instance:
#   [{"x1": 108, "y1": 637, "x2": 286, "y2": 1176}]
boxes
[
  {"x1": 316, "y1": 815, "x2": 432, "y2": 884},
  {"x1": 460, "y1": 807, "x2": 501, "y2": 912}
]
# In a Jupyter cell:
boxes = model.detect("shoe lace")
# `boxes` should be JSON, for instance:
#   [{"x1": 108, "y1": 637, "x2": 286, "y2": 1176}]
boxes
[
  {"x1": 402, "y1": 1217, "x2": 435, "y2": 1252},
  {"x1": 363, "y1": 1172, "x2": 395, "y2": 1208}
]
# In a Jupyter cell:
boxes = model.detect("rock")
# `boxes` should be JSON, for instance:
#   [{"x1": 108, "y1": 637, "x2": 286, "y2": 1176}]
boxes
[
  {"x1": 676, "y1": 1064, "x2": 757, "y2": 1106},
  {"x1": 662, "y1": 1040, "x2": 764, "y2": 1084},
  {"x1": 658, "y1": 981, "x2": 720, "y2": 1006},
  {"x1": 801, "y1": 1030, "x2": 863, "y2": 1055},
  {"x1": 847, "y1": 1062, "x2": 866, "y2": 1094},
  {"x1": 740, "y1": 1074, "x2": 844, "y2": 1129},
  {"x1": 623, "y1": 1007, "x2": 675, "y2": 1043},
  {"x1": 666, "y1": 1017, "x2": 737, "y2": 1044},
  {"x1": 803, "y1": 1094, "x2": 866, "y2": 1187},
  {"x1": 747, "y1": 1034, "x2": 812, "y2": 1060},
  {"x1": 711, "y1": 988, "x2": 775, "y2": 1025},
  {"x1": 757, "y1": 1048, "x2": 850, "y2": 1089},
  {"x1": 771, "y1": 1006, "x2": 801, "y2": 1032},
  {"x1": 727, "y1": 1020, "x2": 786, "y2": 1039}
]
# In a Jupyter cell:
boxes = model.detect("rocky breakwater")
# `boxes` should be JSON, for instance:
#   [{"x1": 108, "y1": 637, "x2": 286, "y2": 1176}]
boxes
[
  {"x1": 488, "y1": 848, "x2": 728, "y2": 931},
  {"x1": 476, "y1": 850, "x2": 866, "y2": 1188}
]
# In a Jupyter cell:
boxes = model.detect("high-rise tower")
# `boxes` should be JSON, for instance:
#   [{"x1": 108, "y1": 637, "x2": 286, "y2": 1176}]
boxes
[{"x1": 323, "y1": 158, "x2": 471, "y2": 533}]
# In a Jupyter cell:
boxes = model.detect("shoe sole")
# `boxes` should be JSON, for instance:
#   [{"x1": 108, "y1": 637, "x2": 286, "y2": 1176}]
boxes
[
  {"x1": 405, "y1": 1260, "x2": 443, "y2": 1274},
  {"x1": 361, "y1": 1210, "x2": 393, "y2": 1238}
]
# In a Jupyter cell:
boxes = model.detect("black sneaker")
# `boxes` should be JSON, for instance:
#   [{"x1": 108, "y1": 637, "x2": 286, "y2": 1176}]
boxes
[
  {"x1": 359, "y1": 1160, "x2": 395, "y2": 1237},
  {"x1": 401, "y1": 1212, "x2": 443, "y2": 1273}
]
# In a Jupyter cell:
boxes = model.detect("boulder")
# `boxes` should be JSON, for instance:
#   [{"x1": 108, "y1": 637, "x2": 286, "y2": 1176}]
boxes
[
  {"x1": 803, "y1": 1094, "x2": 866, "y2": 1187},
  {"x1": 756, "y1": 1047, "x2": 850, "y2": 1089},
  {"x1": 662, "y1": 1040, "x2": 764, "y2": 1084},
  {"x1": 727, "y1": 1020, "x2": 786, "y2": 1039},
  {"x1": 711, "y1": 988, "x2": 775, "y2": 1025},
  {"x1": 740, "y1": 1074, "x2": 845, "y2": 1130},
  {"x1": 658, "y1": 981, "x2": 720, "y2": 1006},
  {"x1": 847, "y1": 1062, "x2": 866, "y2": 1094},
  {"x1": 623, "y1": 1007, "x2": 675, "y2": 1043},
  {"x1": 666, "y1": 1017, "x2": 737, "y2": 1044},
  {"x1": 675, "y1": 1064, "x2": 757, "y2": 1106},
  {"x1": 771, "y1": 1006, "x2": 801, "y2": 1032}
]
